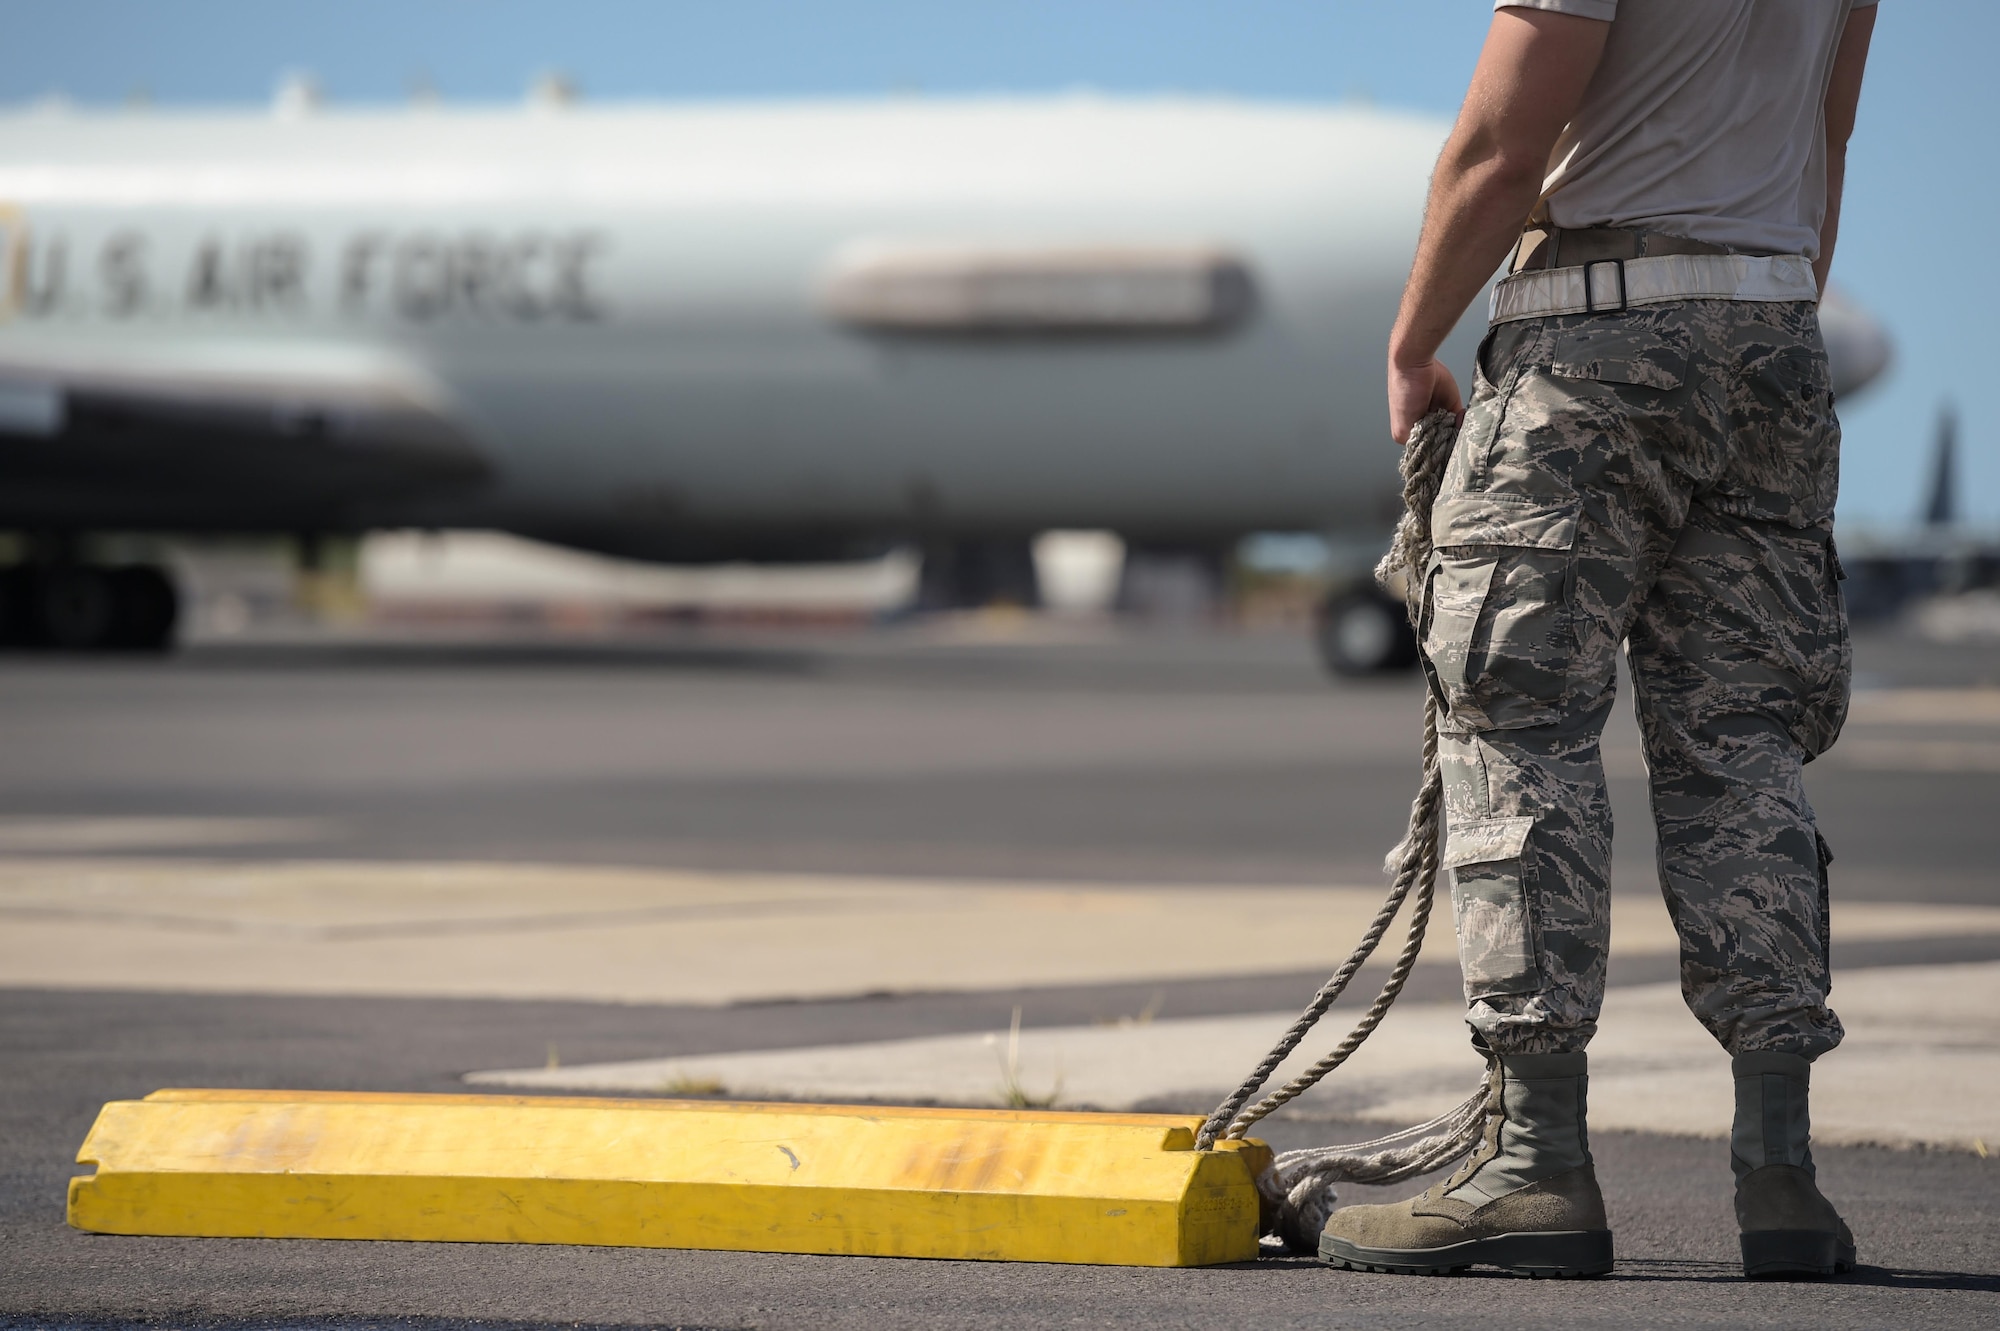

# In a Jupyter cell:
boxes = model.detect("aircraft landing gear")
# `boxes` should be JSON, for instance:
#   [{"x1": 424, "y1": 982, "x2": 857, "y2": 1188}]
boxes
[
  {"x1": 1315, "y1": 585, "x2": 1419, "y2": 676},
  {"x1": 916, "y1": 537, "x2": 1043, "y2": 611},
  {"x1": 1, "y1": 563, "x2": 181, "y2": 651},
  {"x1": 1115, "y1": 543, "x2": 1229, "y2": 621}
]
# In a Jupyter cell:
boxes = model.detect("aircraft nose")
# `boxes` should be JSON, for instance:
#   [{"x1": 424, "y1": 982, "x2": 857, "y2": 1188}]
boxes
[{"x1": 1819, "y1": 284, "x2": 1894, "y2": 399}]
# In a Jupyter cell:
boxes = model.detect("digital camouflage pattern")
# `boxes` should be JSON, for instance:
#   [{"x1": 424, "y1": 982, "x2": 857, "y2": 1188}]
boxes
[{"x1": 1419, "y1": 297, "x2": 1848, "y2": 1059}]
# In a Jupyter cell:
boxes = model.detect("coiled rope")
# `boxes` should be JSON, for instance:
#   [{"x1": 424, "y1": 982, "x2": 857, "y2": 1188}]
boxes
[{"x1": 1192, "y1": 409, "x2": 1498, "y2": 1253}]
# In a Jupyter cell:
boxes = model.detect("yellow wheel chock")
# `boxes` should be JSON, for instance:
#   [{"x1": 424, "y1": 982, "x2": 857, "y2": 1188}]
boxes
[{"x1": 67, "y1": 1089, "x2": 1273, "y2": 1267}]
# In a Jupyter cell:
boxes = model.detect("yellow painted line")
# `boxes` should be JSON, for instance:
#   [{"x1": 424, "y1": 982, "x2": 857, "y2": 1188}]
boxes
[{"x1": 68, "y1": 1090, "x2": 1271, "y2": 1267}]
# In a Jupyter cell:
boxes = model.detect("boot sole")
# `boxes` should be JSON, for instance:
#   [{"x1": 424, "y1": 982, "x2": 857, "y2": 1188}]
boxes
[
  {"x1": 1741, "y1": 1229, "x2": 1857, "y2": 1279},
  {"x1": 1319, "y1": 1229, "x2": 1614, "y2": 1278}
]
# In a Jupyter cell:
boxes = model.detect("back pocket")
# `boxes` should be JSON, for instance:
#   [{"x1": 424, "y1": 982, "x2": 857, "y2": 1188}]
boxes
[{"x1": 1550, "y1": 324, "x2": 1688, "y2": 391}]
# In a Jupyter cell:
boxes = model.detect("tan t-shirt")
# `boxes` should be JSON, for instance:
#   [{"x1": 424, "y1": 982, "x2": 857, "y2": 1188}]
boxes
[{"x1": 1496, "y1": 0, "x2": 1878, "y2": 259}]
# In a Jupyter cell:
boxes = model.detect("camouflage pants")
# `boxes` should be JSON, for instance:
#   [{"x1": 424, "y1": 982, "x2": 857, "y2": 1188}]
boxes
[{"x1": 1420, "y1": 299, "x2": 1849, "y2": 1059}]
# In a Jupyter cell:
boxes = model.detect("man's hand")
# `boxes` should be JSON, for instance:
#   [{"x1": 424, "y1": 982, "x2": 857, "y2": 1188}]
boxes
[
  {"x1": 1386, "y1": 7, "x2": 1608, "y2": 444},
  {"x1": 1388, "y1": 357, "x2": 1464, "y2": 446}
]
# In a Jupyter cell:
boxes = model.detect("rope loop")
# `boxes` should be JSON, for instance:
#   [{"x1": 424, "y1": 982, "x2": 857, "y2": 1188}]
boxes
[{"x1": 1192, "y1": 410, "x2": 1495, "y2": 1238}]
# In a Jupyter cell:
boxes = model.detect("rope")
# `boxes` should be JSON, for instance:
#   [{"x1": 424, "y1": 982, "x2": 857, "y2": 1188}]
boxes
[{"x1": 1190, "y1": 409, "x2": 1498, "y2": 1249}]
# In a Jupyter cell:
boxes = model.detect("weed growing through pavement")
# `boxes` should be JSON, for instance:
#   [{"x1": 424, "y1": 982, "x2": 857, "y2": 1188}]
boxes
[
  {"x1": 657, "y1": 1071, "x2": 728, "y2": 1097},
  {"x1": 1095, "y1": 989, "x2": 1166, "y2": 1028},
  {"x1": 994, "y1": 1005, "x2": 1063, "y2": 1109}
]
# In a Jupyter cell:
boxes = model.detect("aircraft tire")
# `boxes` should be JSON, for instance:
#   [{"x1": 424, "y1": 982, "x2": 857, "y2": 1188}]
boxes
[
  {"x1": 0, "y1": 566, "x2": 34, "y2": 646},
  {"x1": 33, "y1": 566, "x2": 119, "y2": 651},
  {"x1": 106, "y1": 565, "x2": 181, "y2": 651},
  {"x1": 1316, "y1": 587, "x2": 1419, "y2": 676}
]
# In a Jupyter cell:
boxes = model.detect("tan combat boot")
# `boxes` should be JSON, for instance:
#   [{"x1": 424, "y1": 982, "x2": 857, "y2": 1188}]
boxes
[
  {"x1": 1318, "y1": 1051, "x2": 1613, "y2": 1277},
  {"x1": 1732, "y1": 1051, "x2": 1856, "y2": 1278}
]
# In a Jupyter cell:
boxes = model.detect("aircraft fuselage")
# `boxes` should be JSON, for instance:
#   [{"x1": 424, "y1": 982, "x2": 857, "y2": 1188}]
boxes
[
  {"x1": 0, "y1": 98, "x2": 1465, "y2": 559},
  {"x1": 0, "y1": 97, "x2": 1889, "y2": 569}
]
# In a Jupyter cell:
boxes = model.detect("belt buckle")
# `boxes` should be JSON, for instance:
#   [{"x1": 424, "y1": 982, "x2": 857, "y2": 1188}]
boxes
[{"x1": 1583, "y1": 258, "x2": 1628, "y2": 314}]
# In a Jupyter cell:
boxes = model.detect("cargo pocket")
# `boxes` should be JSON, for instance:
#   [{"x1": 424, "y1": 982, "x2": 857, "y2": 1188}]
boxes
[
  {"x1": 1796, "y1": 537, "x2": 1852, "y2": 761},
  {"x1": 1444, "y1": 814, "x2": 1540, "y2": 1000},
  {"x1": 1417, "y1": 552, "x2": 1495, "y2": 717},
  {"x1": 1419, "y1": 493, "x2": 1582, "y2": 732}
]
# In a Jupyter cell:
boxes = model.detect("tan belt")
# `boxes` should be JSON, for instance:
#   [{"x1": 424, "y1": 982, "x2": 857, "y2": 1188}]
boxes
[
  {"x1": 1511, "y1": 225, "x2": 1735, "y2": 272},
  {"x1": 1490, "y1": 252, "x2": 1819, "y2": 325}
]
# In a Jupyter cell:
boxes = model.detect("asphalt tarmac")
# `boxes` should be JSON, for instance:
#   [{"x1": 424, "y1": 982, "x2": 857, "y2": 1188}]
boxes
[{"x1": 4, "y1": 620, "x2": 1999, "y2": 1329}]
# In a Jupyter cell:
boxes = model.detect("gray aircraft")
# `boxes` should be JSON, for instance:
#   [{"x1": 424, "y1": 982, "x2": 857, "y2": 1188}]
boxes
[{"x1": 0, "y1": 92, "x2": 1891, "y2": 663}]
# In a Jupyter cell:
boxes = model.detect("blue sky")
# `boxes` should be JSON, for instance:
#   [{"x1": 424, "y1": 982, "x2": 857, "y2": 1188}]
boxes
[{"x1": 1, "y1": 1, "x2": 1990, "y2": 529}]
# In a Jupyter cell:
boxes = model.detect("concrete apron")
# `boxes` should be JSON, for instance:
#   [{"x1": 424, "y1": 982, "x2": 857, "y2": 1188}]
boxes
[
  {"x1": 6, "y1": 855, "x2": 2000, "y2": 1005},
  {"x1": 473, "y1": 961, "x2": 2000, "y2": 1155}
]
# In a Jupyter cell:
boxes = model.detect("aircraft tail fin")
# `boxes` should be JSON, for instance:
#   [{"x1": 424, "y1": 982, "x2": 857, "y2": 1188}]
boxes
[{"x1": 1923, "y1": 402, "x2": 1958, "y2": 528}]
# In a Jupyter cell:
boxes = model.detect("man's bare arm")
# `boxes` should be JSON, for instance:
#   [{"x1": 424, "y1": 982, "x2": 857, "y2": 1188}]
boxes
[
  {"x1": 1815, "y1": 5, "x2": 1876, "y2": 293},
  {"x1": 1386, "y1": 8, "x2": 1608, "y2": 444}
]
